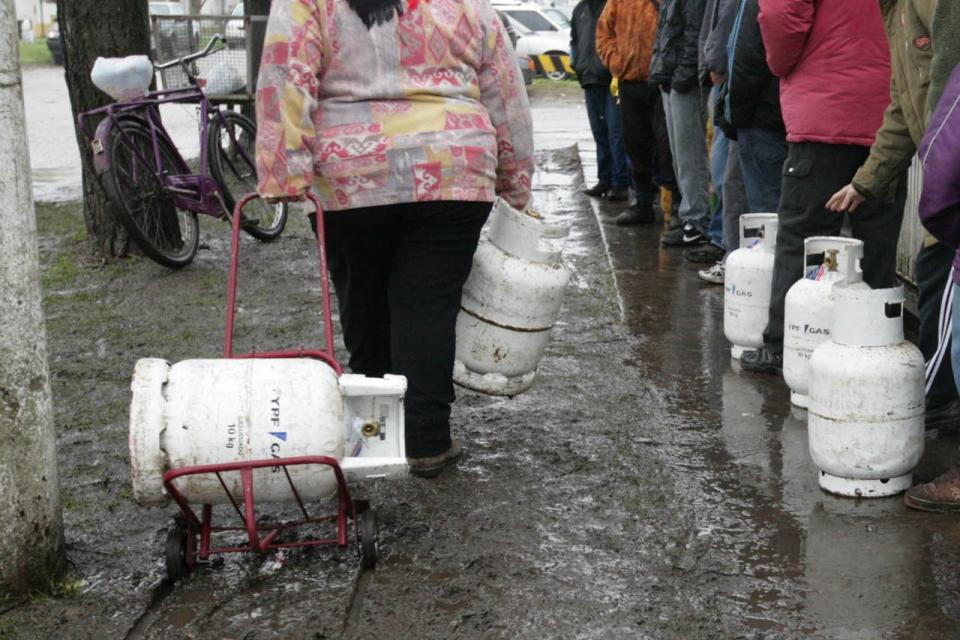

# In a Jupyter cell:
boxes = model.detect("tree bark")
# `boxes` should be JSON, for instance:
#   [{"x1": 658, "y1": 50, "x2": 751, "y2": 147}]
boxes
[
  {"x1": 56, "y1": 0, "x2": 152, "y2": 259},
  {"x1": 0, "y1": 0, "x2": 65, "y2": 596}
]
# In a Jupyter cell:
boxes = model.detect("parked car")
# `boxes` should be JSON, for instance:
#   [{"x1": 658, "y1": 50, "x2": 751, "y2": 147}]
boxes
[
  {"x1": 494, "y1": 1, "x2": 571, "y2": 80},
  {"x1": 225, "y1": 2, "x2": 246, "y2": 49},
  {"x1": 151, "y1": 1, "x2": 200, "y2": 62},
  {"x1": 46, "y1": 23, "x2": 63, "y2": 65},
  {"x1": 542, "y1": 7, "x2": 571, "y2": 29}
]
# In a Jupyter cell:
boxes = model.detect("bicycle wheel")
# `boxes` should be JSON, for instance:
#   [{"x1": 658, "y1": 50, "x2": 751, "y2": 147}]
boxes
[
  {"x1": 207, "y1": 111, "x2": 288, "y2": 242},
  {"x1": 100, "y1": 117, "x2": 199, "y2": 269}
]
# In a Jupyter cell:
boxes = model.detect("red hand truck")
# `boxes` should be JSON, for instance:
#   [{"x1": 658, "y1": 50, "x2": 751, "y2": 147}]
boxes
[{"x1": 161, "y1": 193, "x2": 378, "y2": 581}]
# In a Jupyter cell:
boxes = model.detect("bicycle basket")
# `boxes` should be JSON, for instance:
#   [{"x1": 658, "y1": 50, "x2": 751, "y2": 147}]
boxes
[{"x1": 91, "y1": 56, "x2": 154, "y2": 101}]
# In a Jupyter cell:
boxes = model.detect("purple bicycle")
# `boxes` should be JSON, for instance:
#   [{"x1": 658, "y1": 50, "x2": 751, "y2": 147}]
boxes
[{"x1": 78, "y1": 35, "x2": 287, "y2": 269}]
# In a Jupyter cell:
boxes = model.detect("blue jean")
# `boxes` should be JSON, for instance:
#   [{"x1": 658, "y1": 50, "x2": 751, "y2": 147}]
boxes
[
  {"x1": 662, "y1": 87, "x2": 711, "y2": 232},
  {"x1": 737, "y1": 126, "x2": 788, "y2": 213},
  {"x1": 708, "y1": 128, "x2": 729, "y2": 247},
  {"x1": 584, "y1": 85, "x2": 630, "y2": 189}
]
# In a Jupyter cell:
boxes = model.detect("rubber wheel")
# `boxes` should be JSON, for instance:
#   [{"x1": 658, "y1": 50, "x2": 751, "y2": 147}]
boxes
[
  {"x1": 100, "y1": 117, "x2": 199, "y2": 269},
  {"x1": 165, "y1": 521, "x2": 195, "y2": 582},
  {"x1": 358, "y1": 509, "x2": 379, "y2": 570},
  {"x1": 207, "y1": 111, "x2": 288, "y2": 242}
]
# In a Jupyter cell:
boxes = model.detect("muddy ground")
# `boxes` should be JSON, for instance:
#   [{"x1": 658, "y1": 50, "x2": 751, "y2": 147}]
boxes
[{"x1": 3, "y1": 82, "x2": 960, "y2": 639}]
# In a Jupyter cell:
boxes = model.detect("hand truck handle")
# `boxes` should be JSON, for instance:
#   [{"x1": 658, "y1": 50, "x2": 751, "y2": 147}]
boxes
[{"x1": 223, "y1": 193, "x2": 341, "y2": 373}]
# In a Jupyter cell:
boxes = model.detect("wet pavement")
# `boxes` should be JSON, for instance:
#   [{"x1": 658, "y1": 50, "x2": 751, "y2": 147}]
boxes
[{"x1": 3, "y1": 81, "x2": 959, "y2": 639}]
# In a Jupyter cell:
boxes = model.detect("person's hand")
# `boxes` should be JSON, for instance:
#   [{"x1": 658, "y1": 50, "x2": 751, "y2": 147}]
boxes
[
  {"x1": 709, "y1": 71, "x2": 726, "y2": 86},
  {"x1": 826, "y1": 184, "x2": 866, "y2": 213}
]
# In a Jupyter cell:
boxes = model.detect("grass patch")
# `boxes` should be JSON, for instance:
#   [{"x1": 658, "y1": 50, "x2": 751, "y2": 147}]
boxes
[
  {"x1": 35, "y1": 201, "x2": 87, "y2": 243},
  {"x1": 19, "y1": 41, "x2": 52, "y2": 65}
]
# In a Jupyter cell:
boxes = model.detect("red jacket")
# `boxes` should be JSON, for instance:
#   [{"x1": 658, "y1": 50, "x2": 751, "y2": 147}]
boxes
[{"x1": 758, "y1": 0, "x2": 891, "y2": 146}]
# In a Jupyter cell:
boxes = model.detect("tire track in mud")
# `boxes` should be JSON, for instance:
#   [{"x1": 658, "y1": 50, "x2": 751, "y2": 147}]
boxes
[
  {"x1": 123, "y1": 579, "x2": 176, "y2": 640},
  {"x1": 340, "y1": 569, "x2": 373, "y2": 636}
]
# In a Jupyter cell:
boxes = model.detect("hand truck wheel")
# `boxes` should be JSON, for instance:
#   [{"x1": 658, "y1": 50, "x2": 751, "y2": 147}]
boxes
[
  {"x1": 165, "y1": 517, "x2": 196, "y2": 582},
  {"x1": 358, "y1": 508, "x2": 379, "y2": 570}
]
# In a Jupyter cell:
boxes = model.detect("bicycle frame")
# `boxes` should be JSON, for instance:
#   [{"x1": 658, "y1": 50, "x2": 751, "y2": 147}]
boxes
[{"x1": 78, "y1": 82, "x2": 248, "y2": 219}]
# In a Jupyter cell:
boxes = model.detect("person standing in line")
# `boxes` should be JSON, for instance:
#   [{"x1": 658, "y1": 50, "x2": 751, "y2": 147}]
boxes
[
  {"x1": 255, "y1": 0, "x2": 534, "y2": 477},
  {"x1": 826, "y1": 0, "x2": 960, "y2": 437},
  {"x1": 901, "y1": 0, "x2": 960, "y2": 512},
  {"x1": 595, "y1": 0, "x2": 663, "y2": 224},
  {"x1": 726, "y1": 0, "x2": 786, "y2": 211},
  {"x1": 649, "y1": 0, "x2": 713, "y2": 246},
  {"x1": 690, "y1": 0, "x2": 750, "y2": 284},
  {"x1": 740, "y1": 0, "x2": 900, "y2": 373},
  {"x1": 572, "y1": 0, "x2": 631, "y2": 203}
]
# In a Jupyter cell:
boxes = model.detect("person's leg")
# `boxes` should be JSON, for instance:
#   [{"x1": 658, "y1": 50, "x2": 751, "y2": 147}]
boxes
[
  {"x1": 583, "y1": 85, "x2": 612, "y2": 193},
  {"x1": 744, "y1": 142, "x2": 845, "y2": 372},
  {"x1": 604, "y1": 90, "x2": 631, "y2": 191},
  {"x1": 722, "y1": 140, "x2": 748, "y2": 255},
  {"x1": 849, "y1": 176, "x2": 905, "y2": 289},
  {"x1": 615, "y1": 81, "x2": 656, "y2": 223},
  {"x1": 666, "y1": 86, "x2": 711, "y2": 235},
  {"x1": 320, "y1": 207, "x2": 397, "y2": 377},
  {"x1": 389, "y1": 200, "x2": 491, "y2": 459},
  {"x1": 707, "y1": 126, "x2": 728, "y2": 247},
  {"x1": 737, "y1": 126, "x2": 788, "y2": 214},
  {"x1": 916, "y1": 241, "x2": 960, "y2": 426}
]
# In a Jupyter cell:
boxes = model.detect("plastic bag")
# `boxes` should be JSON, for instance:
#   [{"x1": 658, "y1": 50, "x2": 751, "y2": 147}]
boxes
[{"x1": 91, "y1": 56, "x2": 153, "y2": 101}]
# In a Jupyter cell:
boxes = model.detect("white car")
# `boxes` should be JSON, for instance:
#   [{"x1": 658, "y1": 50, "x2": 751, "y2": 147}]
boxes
[
  {"x1": 226, "y1": 2, "x2": 246, "y2": 49},
  {"x1": 493, "y1": 1, "x2": 571, "y2": 80}
]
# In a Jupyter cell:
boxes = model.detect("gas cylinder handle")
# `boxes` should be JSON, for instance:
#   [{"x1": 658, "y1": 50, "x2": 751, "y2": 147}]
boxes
[
  {"x1": 739, "y1": 213, "x2": 777, "y2": 248},
  {"x1": 223, "y1": 193, "x2": 340, "y2": 372},
  {"x1": 802, "y1": 236, "x2": 864, "y2": 282}
]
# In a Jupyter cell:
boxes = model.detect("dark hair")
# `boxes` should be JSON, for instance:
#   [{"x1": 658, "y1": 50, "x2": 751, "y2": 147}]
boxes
[{"x1": 346, "y1": 0, "x2": 406, "y2": 28}]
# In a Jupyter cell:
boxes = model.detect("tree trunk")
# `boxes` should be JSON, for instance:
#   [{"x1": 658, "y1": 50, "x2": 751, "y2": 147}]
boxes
[
  {"x1": 56, "y1": 0, "x2": 152, "y2": 259},
  {"x1": 0, "y1": 0, "x2": 65, "y2": 596},
  {"x1": 242, "y1": 0, "x2": 270, "y2": 120}
]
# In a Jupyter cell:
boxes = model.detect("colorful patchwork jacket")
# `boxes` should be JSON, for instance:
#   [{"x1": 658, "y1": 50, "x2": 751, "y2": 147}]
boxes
[{"x1": 255, "y1": 0, "x2": 534, "y2": 211}]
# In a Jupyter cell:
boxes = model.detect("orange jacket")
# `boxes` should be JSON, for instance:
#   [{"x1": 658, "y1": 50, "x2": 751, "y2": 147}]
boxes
[{"x1": 596, "y1": 0, "x2": 659, "y2": 81}]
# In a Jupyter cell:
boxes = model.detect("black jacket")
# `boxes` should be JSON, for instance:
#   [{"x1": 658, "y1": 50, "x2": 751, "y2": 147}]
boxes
[
  {"x1": 727, "y1": 0, "x2": 783, "y2": 132},
  {"x1": 571, "y1": 0, "x2": 611, "y2": 87},
  {"x1": 649, "y1": 0, "x2": 706, "y2": 93}
]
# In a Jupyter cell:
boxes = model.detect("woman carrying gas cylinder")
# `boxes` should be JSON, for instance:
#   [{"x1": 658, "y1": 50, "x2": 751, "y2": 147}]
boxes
[{"x1": 255, "y1": 0, "x2": 534, "y2": 477}]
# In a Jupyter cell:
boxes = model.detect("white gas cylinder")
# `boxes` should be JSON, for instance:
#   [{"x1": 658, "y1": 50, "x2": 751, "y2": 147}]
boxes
[
  {"x1": 453, "y1": 198, "x2": 570, "y2": 396},
  {"x1": 808, "y1": 285, "x2": 925, "y2": 497},
  {"x1": 723, "y1": 213, "x2": 778, "y2": 359},
  {"x1": 129, "y1": 358, "x2": 407, "y2": 506},
  {"x1": 782, "y1": 237, "x2": 866, "y2": 408}
]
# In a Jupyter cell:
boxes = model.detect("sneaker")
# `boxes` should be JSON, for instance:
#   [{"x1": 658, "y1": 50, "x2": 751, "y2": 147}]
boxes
[
  {"x1": 698, "y1": 261, "x2": 725, "y2": 284},
  {"x1": 407, "y1": 442, "x2": 463, "y2": 478},
  {"x1": 662, "y1": 223, "x2": 708, "y2": 247},
  {"x1": 684, "y1": 244, "x2": 725, "y2": 263},
  {"x1": 583, "y1": 182, "x2": 611, "y2": 198},
  {"x1": 614, "y1": 205, "x2": 655, "y2": 226},
  {"x1": 606, "y1": 187, "x2": 630, "y2": 202},
  {"x1": 740, "y1": 345, "x2": 783, "y2": 374},
  {"x1": 925, "y1": 399, "x2": 960, "y2": 436},
  {"x1": 904, "y1": 467, "x2": 960, "y2": 512}
]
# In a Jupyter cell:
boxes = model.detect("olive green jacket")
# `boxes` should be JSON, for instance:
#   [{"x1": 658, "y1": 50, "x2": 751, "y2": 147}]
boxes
[{"x1": 851, "y1": 0, "x2": 936, "y2": 201}]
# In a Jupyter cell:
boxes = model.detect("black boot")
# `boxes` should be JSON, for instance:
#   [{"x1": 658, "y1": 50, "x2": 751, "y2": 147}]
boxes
[
  {"x1": 740, "y1": 345, "x2": 782, "y2": 374},
  {"x1": 583, "y1": 182, "x2": 611, "y2": 198}
]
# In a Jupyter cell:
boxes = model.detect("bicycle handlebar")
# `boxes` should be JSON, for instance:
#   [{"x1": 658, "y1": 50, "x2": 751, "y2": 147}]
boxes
[{"x1": 155, "y1": 34, "x2": 225, "y2": 72}]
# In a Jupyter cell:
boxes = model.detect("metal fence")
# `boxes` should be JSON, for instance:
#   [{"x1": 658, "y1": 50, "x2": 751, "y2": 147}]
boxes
[
  {"x1": 150, "y1": 14, "x2": 267, "y2": 103},
  {"x1": 897, "y1": 159, "x2": 924, "y2": 286}
]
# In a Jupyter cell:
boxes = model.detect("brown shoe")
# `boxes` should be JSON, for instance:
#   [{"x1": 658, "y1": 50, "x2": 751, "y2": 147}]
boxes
[
  {"x1": 407, "y1": 442, "x2": 462, "y2": 478},
  {"x1": 904, "y1": 467, "x2": 960, "y2": 512}
]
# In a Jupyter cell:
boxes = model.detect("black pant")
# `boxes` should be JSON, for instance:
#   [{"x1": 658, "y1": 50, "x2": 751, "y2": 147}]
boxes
[
  {"x1": 618, "y1": 80, "x2": 667, "y2": 205},
  {"x1": 917, "y1": 241, "x2": 958, "y2": 409},
  {"x1": 317, "y1": 201, "x2": 491, "y2": 458},
  {"x1": 763, "y1": 142, "x2": 905, "y2": 352}
]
